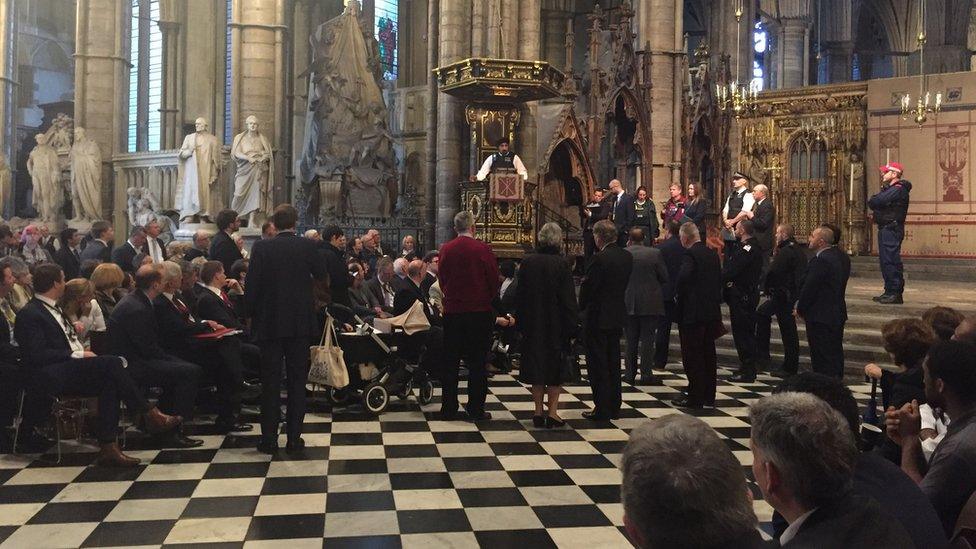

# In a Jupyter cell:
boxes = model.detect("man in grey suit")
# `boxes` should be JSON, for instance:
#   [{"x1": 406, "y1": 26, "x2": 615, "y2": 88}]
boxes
[{"x1": 624, "y1": 227, "x2": 669, "y2": 385}]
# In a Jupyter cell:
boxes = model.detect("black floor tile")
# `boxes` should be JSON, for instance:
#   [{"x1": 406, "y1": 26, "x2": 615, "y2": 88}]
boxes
[
  {"x1": 396, "y1": 509, "x2": 471, "y2": 534},
  {"x1": 0, "y1": 484, "x2": 66, "y2": 504},
  {"x1": 204, "y1": 462, "x2": 270, "y2": 479},
  {"x1": 326, "y1": 490, "x2": 395, "y2": 512},
  {"x1": 328, "y1": 459, "x2": 388, "y2": 475},
  {"x1": 456, "y1": 487, "x2": 528, "y2": 508},
  {"x1": 152, "y1": 449, "x2": 219, "y2": 464},
  {"x1": 507, "y1": 469, "x2": 574, "y2": 487},
  {"x1": 380, "y1": 421, "x2": 431, "y2": 433},
  {"x1": 580, "y1": 484, "x2": 622, "y2": 504},
  {"x1": 330, "y1": 433, "x2": 383, "y2": 446},
  {"x1": 442, "y1": 456, "x2": 503, "y2": 472},
  {"x1": 432, "y1": 431, "x2": 485, "y2": 444},
  {"x1": 389, "y1": 472, "x2": 453, "y2": 490},
  {"x1": 384, "y1": 444, "x2": 440, "y2": 459},
  {"x1": 475, "y1": 529, "x2": 557, "y2": 548},
  {"x1": 246, "y1": 513, "x2": 325, "y2": 540},
  {"x1": 74, "y1": 465, "x2": 147, "y2": 483},
  {"x1": 122, "y1": 480, "x2": 199, "y2": 500},
  {"x1": 532, "y1": 504, "x2": 613, "y2": 528},
  {"x1": 261, "y1": 475, "x2": 328, "y2": 495},
  {"x1": 551, "y1": 454, "x2": 615, "y2": 469},
  {"x1": 488, "y1": 442, "x2": 546, "y2": 456},
  {"x1": 81, "y1": 519, "x2": 175, "y2": 547},
  {"x1": 28, "y1": 501, "x2": 116, "y2": 524},
  {"x1": 323, "y1": 535, "x2": 402, "y2": 548},
  {"x1": 181, "y1": 496, "x2": 259, "y2": 518}
]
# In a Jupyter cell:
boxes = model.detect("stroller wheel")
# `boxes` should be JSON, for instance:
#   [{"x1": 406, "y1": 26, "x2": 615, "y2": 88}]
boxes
[
  {"x1": 397, "y1": 378, "x2": 414, "y2": 401},
  {"x1": 364, "y1": 382, "x2": 389, "y2": 414},
  {"x1": 326, "y1": 386, "x2": 353, "y2": 407},
  {"x1": 419, "y1": 379, "x2": 435, "y2": 405}
]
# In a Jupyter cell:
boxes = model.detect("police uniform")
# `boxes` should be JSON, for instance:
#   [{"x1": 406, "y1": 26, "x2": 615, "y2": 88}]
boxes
[
  {"x1": 756, "y1": 236, "x2": 807, "y2": 375},
  {"x1": 475, "y1": 150, "x2": 528, "y2": 181},
  {"x1": 721, "y1": 176, "x2": 755, "y2": 262},
  {"x1": 868, "y1": 166, "x2": 911, "y2": 303},
  {"x1": 723, "y1": 235, "x2": 763, "y2": 381}
]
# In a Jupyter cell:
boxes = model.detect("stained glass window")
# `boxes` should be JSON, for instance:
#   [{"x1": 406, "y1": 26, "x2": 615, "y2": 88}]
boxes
[
  {"x1": 127, "y1": 0, "x2": 163, "y2": 152},
  {"x1": 751, "y1": 20, "x2": 766, "y2": 91},
  {"x1": 375, "y1": 0, "x2": 398, "y2": 80}
]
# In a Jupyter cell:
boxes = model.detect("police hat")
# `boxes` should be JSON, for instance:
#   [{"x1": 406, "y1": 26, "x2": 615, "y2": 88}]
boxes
[
  {"x1": 497, "y1": 137, "x2": 510, "y2": 147},
  {"x1": 731, "y1": 171, "x2": 751, "y2": 182}
]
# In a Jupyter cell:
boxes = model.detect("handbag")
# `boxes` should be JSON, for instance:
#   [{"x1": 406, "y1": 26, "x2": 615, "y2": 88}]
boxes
[{"x1": 309, "y1": 315, "x2": 350, "y2": 389}]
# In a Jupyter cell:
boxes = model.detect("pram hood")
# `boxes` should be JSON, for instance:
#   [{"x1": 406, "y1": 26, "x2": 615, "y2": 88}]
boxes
[{"x1": 373, "y1": 300, "x2": 431, "y2": 335}]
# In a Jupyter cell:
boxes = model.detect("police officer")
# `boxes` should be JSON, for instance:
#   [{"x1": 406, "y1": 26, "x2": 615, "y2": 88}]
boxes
[
  {"x1": 473, "y1": 138, "x2": 528, "y2": 182},
  {"x1": 868, "y1": 162, "x2": 911, "y2": 304},
  {"x1": 721, "y1": 172, "x2": 755, "y2": 262},
  {"x1": 723, "y1": 219, "x2": 763, "y2": 382},
  {"x1": 756, "y1": 223, "x2": 807, "y2": 377}
]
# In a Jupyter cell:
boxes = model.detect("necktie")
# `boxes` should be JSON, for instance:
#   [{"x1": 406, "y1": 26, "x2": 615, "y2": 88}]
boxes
[
  {"x1": 221, "y1": 291, "x2": 233, "y2": 308},
  {"x1": 382, "y1": 283, "x2": 393, "y2": 306},
  {"x1": 173, "y1": 298, "x2": 189, "y2": 316}
]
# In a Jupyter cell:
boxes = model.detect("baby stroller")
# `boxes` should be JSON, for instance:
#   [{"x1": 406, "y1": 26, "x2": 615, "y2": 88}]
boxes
[{"x1": 326, "y1": 302, "x2": 436, "y2": 414}]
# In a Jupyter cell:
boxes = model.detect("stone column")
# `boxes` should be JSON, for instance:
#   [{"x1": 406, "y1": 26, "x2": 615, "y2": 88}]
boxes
[
  {"x1": 640, "y1": 0, "x2": 683, "y2": 200},
  {"x1": 542, "y1": 9, "x2": 567, "y2": 68},
  {"x1": 779, "y1": 18, "x2": 810, "y2": 88},
  {"x1": 424, "y1": 0, "x2": 439, "y2": 248},
  {"x1": 75, "y1": 0, "x2": 129, "y2": 224},
  {"x1": 517, "y1": 0, "x2": 541, "y2": 178},
  {"x1": 158, "y1": 0, "x2": 183, "y2": 150},
  {"x1": 500, "y1": 0, "x2": 519, "y2": 59},
  {"x1": 0, "y1": 0, "x2": 17, "y2": 169},
  {"x1": 470, "y1": 0, "x2": 485, "y2": 57},
  {"x1": 435, "y1": 0, "x2": 469, "y2": 244},
  {"x1": 822, "y1": 41, "x2": 854, "y2": 83},
  {"x1": 819, "y1": 0, "x2": 852, "y2": 83}
]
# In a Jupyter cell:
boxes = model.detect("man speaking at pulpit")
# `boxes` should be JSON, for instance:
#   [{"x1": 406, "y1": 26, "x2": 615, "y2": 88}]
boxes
[{"x1": 473, "y1": 138, "x2": 528, "y2": 182}]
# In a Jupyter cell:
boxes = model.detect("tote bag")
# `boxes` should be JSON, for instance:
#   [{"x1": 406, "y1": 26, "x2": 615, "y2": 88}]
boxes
[{"x1": 309, "y1": 315, "x2": 350, "y2": 388}]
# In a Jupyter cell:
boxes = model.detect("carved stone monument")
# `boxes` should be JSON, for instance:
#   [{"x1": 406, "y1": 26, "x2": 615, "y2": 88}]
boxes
[
  {"x1": 178, "y1": 117, "x2": 223, "y2": 222},
  {"x1": 27, "y1": 133, "x2": 62, "y2": 223},
  {"x1": 127, "y1": 187, "x2": 175, "y2": 244},
  {"x1": 230, "y1": 115, "x2": 274, "y2": 229},
  {"x1": 69, "y1": 127, "x2": 103, "y2": 223}
]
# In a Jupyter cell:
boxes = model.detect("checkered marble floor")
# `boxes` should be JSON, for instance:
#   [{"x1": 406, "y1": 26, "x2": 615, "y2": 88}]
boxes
[{"x1": 0, "y1": 365, "x2": 876, "y2": 548}]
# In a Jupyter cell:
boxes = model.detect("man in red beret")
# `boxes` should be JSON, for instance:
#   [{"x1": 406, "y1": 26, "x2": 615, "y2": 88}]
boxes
[{"x1": 867, "y1": 162, "x2": 911, "y2": 304}]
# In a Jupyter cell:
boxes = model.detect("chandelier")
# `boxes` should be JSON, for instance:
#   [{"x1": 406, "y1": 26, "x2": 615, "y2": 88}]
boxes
[
  {"x1": 716, "y1": 0, "x2": 758, "y2": 118},
  {"x1": 900, "y1": 0, "x2": 942, "y2": 127}
]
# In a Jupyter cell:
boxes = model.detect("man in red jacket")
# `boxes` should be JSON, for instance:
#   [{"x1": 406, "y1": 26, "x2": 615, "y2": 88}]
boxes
[{"x1": 438, "y1": 211, "x2": 500, "y2": 421}]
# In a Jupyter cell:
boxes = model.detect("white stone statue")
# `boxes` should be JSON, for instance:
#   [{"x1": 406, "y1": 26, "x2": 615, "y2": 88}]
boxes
[
  {"x1": 69, "y1": 127, "x2": 103, "y2": 221},
  {"x1": 0, "y1": 154, "x2": 10, "y2": 219},
  {"x1": 127, "y1": 187, "x2": 162, "y2": 227},
  {"x1": 178, "y1": 117, "x2": 223, "y2": 221},
  {"x1": 27, "y1": 133, "x2": 63, "y2": 222},
  {"x1": 230, "y1": 115, "x2": 274, "y2": 227}
]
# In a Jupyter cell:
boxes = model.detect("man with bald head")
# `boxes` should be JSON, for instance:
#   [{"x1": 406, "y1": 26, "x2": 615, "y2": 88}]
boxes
[
  {"x1": 797, "y1": 226, "x2": 848, "y2": 378},
  {"x1": 607, "y1": 179, "x2": 636, "y2": 247},
  {"x1": 394, "y1": 259, "x2": 438, "y2": 323},
  {"x1": 184, "y1": 230, "x2": 211, "y2": 261}
]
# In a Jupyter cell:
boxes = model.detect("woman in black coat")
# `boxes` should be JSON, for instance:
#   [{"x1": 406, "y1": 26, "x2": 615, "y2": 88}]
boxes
[
  {"x1": 514, "y1": 222, "x2": 580, "y2": 428},
  {"x1": 682, "y1": 182, "x2": 708, "y2": 241}
]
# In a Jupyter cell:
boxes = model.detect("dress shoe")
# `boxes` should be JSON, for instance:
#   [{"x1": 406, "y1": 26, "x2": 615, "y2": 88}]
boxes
[
  {"x1": 670, "y1": 396, "x2": 703, "y2": 409},
  {"x1": 582, "y1": 410, "x2": 612, "y2": 421},
  {"x1": 877, "y1": 294, "x2": 903, "y2": 304},
  {"x1": 768, "y1": 368, "x2": 797, "y2": 378},
  {"x1": 637, "y1": 376, "x2": 664, "y2": 386},
  {"x1": 286, "y1": 438, "x2": 305, "y2": 454},
  {"x1": 623, "y1": 376, "x2": 636, "y2": 385},
  {"x1": 156, "y1": 431, "x2": 205, "y2": 449},
  {"x1": 95, "y1": 442, "x2": 140, "y2": 467},
  {"x1": 215, "y1": 421, "x2": 254, "y2": 434},
  {"x1": 241, "y1": 383, "x2": 262, "y2": 403},
  {"x1": 729, "y1": 372, "x2": 756, "y2": 383},
  {"x1": 256, "y1": 440, "x2": 279, "y2": 455},
  {"x1": 544, "y1": 416, "x2": 566, "y2": 428},
  {"x1": 465, "y1": 411, "x2": 492, "y2": 422},
  {"x1": 143, "y1": 407, "x2": 181, "y2": 434},
  {"x1": 532, "y1": 415, "x2": 545, "y2": 428}
]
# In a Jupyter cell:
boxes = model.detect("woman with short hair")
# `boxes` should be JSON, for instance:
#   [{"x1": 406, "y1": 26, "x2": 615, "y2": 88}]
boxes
[
  {"x1": 91, "y1": 262, "x2": 126, "y2": 318},
  {"x1": 59, "y1": 278, "x2": 106, "y2": 349}
]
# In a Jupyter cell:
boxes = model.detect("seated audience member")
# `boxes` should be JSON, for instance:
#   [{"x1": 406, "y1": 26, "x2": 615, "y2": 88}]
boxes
[
  {"x1": 153, "y1": 261, "x2": 251, "y2": 434},
  {"x1": 16, "y1": 263, "x2": 181, "y2": 464},
  {"x1": 112, "y1": 225, "x2": 147, "y2": 273},
  {"x1": 79, "y1": 220, "x2": 115, "y2": 263},
  {"x1": 320, "y1": 226, "x2": 350, "y2": 307},
  {"x1": 428, "y1": 278, "x2": 443, "y2": 316},
  {"x1": 54, "y1": 228, "x2": 83, "y2": 280},
  {"x1": 230, "y1": 259, "x2": 249, "y2": 287},
  {"x1": 59, "y1": 278, "x2": 106, "y2": 349},
  {"x1": 132, "y1": 252, "x2": 153, "y2": 272},
  {"x1": 864, "y1": 318, "x2": 936, "y2": 411},
  {"x1": 394, "y1": 259, "x2": 440, "y2": 323},
  {"x1": 346, "y1": 236, "x2": 363, "y2": 262},
  {"x1": 6, "y1": 256, "x2": 32, "y2": 312},
  {"x1": 751, "y1": 392, "x2": 913, "y2": 547},
  {"x1": 886, "y1": 340, "x2": 976, "y2": 536},
  {"x1": 363, "y1": 256, "x2": 396, "y2": 317},
  {"x1": 184, "y1": 230, "x2": 211, "y2": 261},
  {"x1": 400, "y1": 234, "x2": 419, "y2": 261},
  {"x1": 0, "y1": 260, "x2": 22, "y2": 450},
  {"x1": 421, "y1": 250, "x2": 439, "y2": 294},
  {"x1": 0, "y1": 225, "x2": 20, "y2": 257},
  {"x1": 303, "y1": 229, "x2": 321, "y2": 241},
  {"x1": 108, "y1": 264, "x2": 204, "y2": 447},
  {"x1": 20, "y1": 225, "x2": 54, "y2": 267},
  {"x1": 775, "y1": 372, "x2": 948, "y2": 549},
  {"x1": 347, "y1": 262, "x2": 374, "y2": 321},
  {"x1": 79, "y1": 259, "x2": 101, "y2": 280},
  {"x1": 952, "y1": 315, "x2": 976, "y2": 345},
  {"x1": 393, "y1": 257, "x2": 409, "y2": 287},
  {"x1": 165, "y1": 241, "x2": 190, "y2": 261},
  {"x1": 924, "y1": 306, "x2": 965, "y2": 342},
  {"x1": 196, "y1": 261, "x2": 246, "y2": 330},
  {"x1": 91, "y1": 262, "x2": 126, "y2": 318},
  {"x1": 143, "y1": 219, "x2": 167, "y2": 262},
  {"x1": 621, "y1": 414, "x2": 770, "y2": 548}
]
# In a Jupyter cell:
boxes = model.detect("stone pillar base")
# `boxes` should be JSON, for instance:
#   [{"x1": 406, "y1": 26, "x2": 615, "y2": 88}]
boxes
[{"x1": 174, "y1": 222, "x2": 217, "y2": 242}]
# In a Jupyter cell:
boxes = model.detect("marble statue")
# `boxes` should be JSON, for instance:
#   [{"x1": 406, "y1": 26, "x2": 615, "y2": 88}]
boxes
[
  {"x1": 230, "y1": 115, "x2": 274, "y2": 227},
  {"x1": 127, "y1": 187, "x2": 175, "y2": 243},
  {"x1": 27, "y1": 133, "x2": 63, "y2": 222},
  {"x1": 45, "y1": 113, "x2": 74, "y2": 156},
  {"x1": 0, "y1": 155, "x2": 10, "y2": 219},
  {"x1": 69, "y1": 127, "x2": 103, "y2": 221},
  {"x1": 178, "y1": 117, "x2": 223, "y2": 221}
]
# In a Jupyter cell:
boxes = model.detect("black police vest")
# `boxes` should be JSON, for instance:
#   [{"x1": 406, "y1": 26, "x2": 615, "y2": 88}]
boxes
[
  {"x1": 725, "y1": 190, "x2": 745, "y2": 219},
  {"x1": 875, "y1": 181, "x2": 910, "y2": 226},
  {"x1": 491, "y1": 152, "x2": 516, "y2": 171}
]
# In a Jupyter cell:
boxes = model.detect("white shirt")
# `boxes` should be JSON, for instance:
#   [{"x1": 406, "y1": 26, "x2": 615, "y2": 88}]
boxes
[
  {"x1": 67, "y1": 299, "x2": 107, "y2": 348},
  {"x1": 722, "y1": 187, "x2": 756, "y2": 219},
  {"x1": 779, "y1": 508, "x2": 817, "y2": 545},
  {"x1": 146, "y1": 237, "x2": 164, "y2": 263},
  {"x1": 476, "y1": 154, "x2": 528, "y2": 181},
  {"x1": 380, "y1": 280, "x2": 396, "y2": 308},
  {"x1": 500, "y1": 278, "x2": 513, "y2": 298},
  {"x1": 36, "y1": 294, "x2": 86, "y2": 358}
]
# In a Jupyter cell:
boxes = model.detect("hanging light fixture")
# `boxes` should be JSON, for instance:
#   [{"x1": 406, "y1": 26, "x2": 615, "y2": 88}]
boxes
[
  {"x1": 716, "y1": 0, "x2": 758, "y2": 118},
  {"x1": 900, "y1": 0, "x2": 942, "y2": 127}
]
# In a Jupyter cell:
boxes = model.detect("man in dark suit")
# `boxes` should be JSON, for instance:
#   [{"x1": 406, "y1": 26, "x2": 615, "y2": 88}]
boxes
[
  {"x1": 582, "y1": 188, "x2": 610, "y2": 260},
  {"x1": 53, "y1": 228, "x2": 83, "y2": 280},
  {"x1": 183, "y1": 230, "x2": 211, "y2": 262},
  {"x1": 653, "y1": 221, "x2": 685, "y2": 370},
  {"x1": 579, "y1": 220, "x2": 633, "y2": 420},
  {"x1": 320, "y1": 225, "x2": 351, "y2": 307},
  {"x1": 394, "y1": 259, "x2": 444, "y2": 375},
  {"x1": 674, "y1": 222, "x2": 724, "y2": 408},
  {"x1": 623, "y1": 227, "x2": 668, "y2": 386},
  {"x1": 245, "y1": 204, "x2": 328, "y2": 454},
  {"x1": 195, "y1": 261, "x2": 246, "y2": 330},
  {"x1": 16, "y1": 264, "x2": 181, "y2": 464},
  {"x1": 797, "y1": 226, "x2": 847, "y2": 379},
  {"x1": 210, "y1": 209, "x2": 243, "y2": 274},
  {"x1": 821, "y1": 222, "x2": 852, "y2": 320},
  {"x1": 363, "y1": 257, "x2": 396, "y2": 317},
  {"x1": 112, "y1": 225, "x2": 147, "y2": 273},
  {"x1": 438, "y1": 211, "x2": 500, "y2": 421},
  {"x1": 154, "y1": 261, "x2": 250, "y2": 434},
  {"x1": 750, "y1": 393, "x2": 913, "y2": 547},
  {"x1": 747, "y1": 184, "x2": 775, "y2": 259},
  {"x1": 80, "y1": 220, "x2": 115, "y2": 263},
  {"x1": 723, "y1": 220, "x2": 763, "y2": 383},
  {"x1": 420, "y1": 251, "x2": 439, "y2": 295},
  {"x1": 608, "y1": 179, "x2": 636, "y2": 247},
  {"x1": 143, "y1": 218, "x2": 168, "y2": 263},
  {"x1": 108, "y1": 264, "x2": 204, "y2": 448},
  {"x1": 758, "y1": 223, "x2": 807, "y2": 377},
  {"x1": 0, "y1": 260, "x2": 24, "y2": 450}
]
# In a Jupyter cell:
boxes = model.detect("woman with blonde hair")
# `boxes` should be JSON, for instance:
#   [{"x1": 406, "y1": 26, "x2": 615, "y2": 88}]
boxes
[
  {"x1": 59, "y1": 278, "x2": 106, "y2": 349},
  {"x1": 91, "y1": 262, "x2": 126, "y2": 318},
  {"x1": 683, "y1": 182, "x2": 708, "y2": 241}
]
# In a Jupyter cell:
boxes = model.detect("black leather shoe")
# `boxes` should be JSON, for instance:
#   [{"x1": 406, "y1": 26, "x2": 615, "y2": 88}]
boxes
[
  {"x1": 532, "y1": 415, "x2": 545, "y2": 428},
  {"x1": 877, "y1": 294, "x2": 903, "y2": 304},
  {"x1": 582, "y1": 410, "x2": 612, "y2": 421},
  {"x1": 671, "y1": 396, "x2": 703, "y2": 409},
  {"x1": 285, "y1": 438, "x2": 305, "y2": 454},
  {"x1": 215, "y1": 422, "x2": 254, "y2": 434},
  {"x1": 637, "y1": 376, "x2": 664, "y2": 386},
  {"x1": 465, "y1": 411, "x2": 492, "y2": 422},
  {"x1": 729, "y1": 372, "x2": 756, "y2": 383},
  {"x1": 157, "y1": 432, "x2": 205, "y2": 449},
  {"x1": 872, "y1": 293, "x2": 888, "y2": 302},
  {"x1": 544, "y1": 416, "x2": 566, "y2": 428},
  {"x1": 256, "y1": 440, "x2": 279, "y2": 455}
]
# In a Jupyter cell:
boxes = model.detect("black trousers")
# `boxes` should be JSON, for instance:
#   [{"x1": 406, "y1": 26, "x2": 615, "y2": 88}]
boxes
[
  {"x1": 583, "y1": 230, "x2": 596, "y2": 260},
  {"x1": 625, "y1": 315, "x2": 659, "y2": 380},
  {"x1": 127, "y1": 357, "x2": 201, "y2": 420},
  {"x1": 727, "y1": 290, "x2": 759, "y2": 376},
  {"x1": 585, "y1": 327, "x2": 623, "y2": 416},
  {"x1": 25, "y1": 356, "x2": 150, "y2": 443},
  {"x1": 806, "y1": 321, "x2": 845, "y2": 379},
  {"x1": 258, "y1": 336, "x2": 310, "y2": 443},
  {"x1": 241, "y1": 342, "x2": 261, "y2": 381},
  {"x1": 171, "y1": 338, "x2": 244, "y2": 425},
  {"x1": 0, "y1": 361, "x2": 19, "y2": 429},
  {"x1": 442, "y1": 312, "x2": 493, "y2": 417},
  {"x1": 679, "y1": 323, "x2": 718, "y2": 405},
  {"x1": 653, "y1": 301, "x2": 676, "y2": 368},
  {"x1": 756, "y1": 295, "x2": 799, "y2": 373},
  {"x1": 879, "y1": 224, "x2": 905, "y2": 295}
]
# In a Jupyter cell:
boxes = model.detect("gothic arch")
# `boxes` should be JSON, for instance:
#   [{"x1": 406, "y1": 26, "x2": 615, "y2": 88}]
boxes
[{"x1": 601, "y1": 85, "x2": 652, "y2": 190}]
